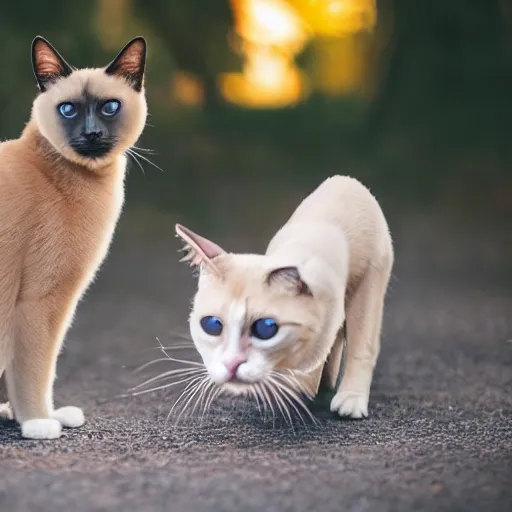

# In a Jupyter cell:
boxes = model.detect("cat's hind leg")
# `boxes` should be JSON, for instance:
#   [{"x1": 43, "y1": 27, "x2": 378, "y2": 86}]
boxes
[
  {"x1": 0, "y1": 402, "x2": 13, "y2": 420},
  {"x1": 6, "y1": 298, "x2": 85, "y2": 439},
  {"x1": 330, "y1": 259, "x2": 392, "y2": 419},
  {"x1": 321, "y1": 325, "x2": 345, "y2": 392}
]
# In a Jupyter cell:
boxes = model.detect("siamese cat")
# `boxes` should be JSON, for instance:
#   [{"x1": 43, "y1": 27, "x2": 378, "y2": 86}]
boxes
[
  {"x1": 0, "y1": 36, "x2": 148, "y2": 439},
  {"x1": 175, "y1": 176, "x2": 393, "y2": 420}
]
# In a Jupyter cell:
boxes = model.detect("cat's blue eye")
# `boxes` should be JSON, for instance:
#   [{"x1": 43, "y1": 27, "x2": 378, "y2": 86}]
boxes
[
  {"x1": 59, "y1": 103, "x2": 77, "y2": 119},
  {"x1": 101, "y1": 100, "x2": 121, "y2": 117},
  {"x1": 251, "y1": 318, "x2": 279, "y2": 340},
  {"x1": 200, "y1": 316, "x2": 223, "y2": 336}
]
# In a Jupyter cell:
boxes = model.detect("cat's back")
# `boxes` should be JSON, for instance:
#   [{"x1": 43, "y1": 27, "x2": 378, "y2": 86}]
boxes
[
  {"x1": 290, "y1": 176, "x2": 383, "y2": 227},
  {"x1": 277, "y1": 175, "x2": 393, "y2": 280}
]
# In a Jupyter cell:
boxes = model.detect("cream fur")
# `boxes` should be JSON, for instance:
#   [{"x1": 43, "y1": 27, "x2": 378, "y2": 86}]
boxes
[
  {"x1": 177, "y1": 176, "x2": 393, "y2": 419},
  {"x1": 0, "y1": 39, "x2": 147, "y2": 439}
]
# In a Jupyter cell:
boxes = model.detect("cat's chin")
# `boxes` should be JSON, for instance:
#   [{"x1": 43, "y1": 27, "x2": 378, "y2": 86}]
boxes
[
  {"x1": 221, "y1": 380, "x2": 254, "y2": 397},
  {"x1": 61, "y1": 147, "x2": 122, "y2": 172}
]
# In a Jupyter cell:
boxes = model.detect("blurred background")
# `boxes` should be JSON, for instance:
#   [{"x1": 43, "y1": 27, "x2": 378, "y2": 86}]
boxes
[
  {"x1": 1, "y1": 0, "x2": 511, "y2": 292},
  {"x1": 1, "y1": 5, "x2": 511, "y2": 508}
]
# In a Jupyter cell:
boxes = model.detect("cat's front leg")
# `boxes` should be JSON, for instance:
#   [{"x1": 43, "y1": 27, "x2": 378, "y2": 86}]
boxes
[
  {"x1": 330, "y1": 262, "x2": 392, "y2": 419},
  {"x1": 6, "y1": 299, "x2": 84, "y2": 439}
]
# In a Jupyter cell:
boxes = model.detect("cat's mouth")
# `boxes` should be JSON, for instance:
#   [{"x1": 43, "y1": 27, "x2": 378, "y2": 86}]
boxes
[{"x1": 70, "y1": 139, "x2": 114, "y2": 159}]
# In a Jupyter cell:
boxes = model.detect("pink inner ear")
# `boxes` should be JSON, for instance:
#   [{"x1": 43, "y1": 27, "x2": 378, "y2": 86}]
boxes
[
  {"x1": 176, "y1": 224, "x2": 225, "y2": 259},
  {"x1": 36, "y1": 46, "x2": 63, "y2": 75},
  {"x1": 118, "y1": 57, "x2": 140, "y2": 75},
  {"x1": 175, "y1": 224, "x2": 226, "y2": 276},
  {"x1": 111, "y1": 39, "x2": 145, "y2": 75}
]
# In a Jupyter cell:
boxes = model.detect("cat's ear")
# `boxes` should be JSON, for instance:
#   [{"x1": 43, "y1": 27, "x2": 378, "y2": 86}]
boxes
[
  {"x1": 175, "y1": 224, "x2": 226, "y2": 277},
  {"x1": 32, "y1": 36, "x2": 73, "y2": 92},
  {"x1": 266, "y1": 266, "x2": 312, "y2": 296},
  {"x1": 105, "y1": 36, "x2": 146, "y2": 92}
]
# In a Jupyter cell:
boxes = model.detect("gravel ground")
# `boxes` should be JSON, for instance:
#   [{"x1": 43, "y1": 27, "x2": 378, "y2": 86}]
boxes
[{"x1": 0, "y1": 208, "x2": 511, "y2": 512}]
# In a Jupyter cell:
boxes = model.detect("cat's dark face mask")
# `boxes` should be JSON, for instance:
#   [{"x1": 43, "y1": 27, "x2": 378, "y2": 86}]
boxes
[
  {"x1": 57, "y1": 96, "x2": 122, "y2": 158},
  {"x1": 30, "y1": 36, "x2": 147, "y2": 168}
]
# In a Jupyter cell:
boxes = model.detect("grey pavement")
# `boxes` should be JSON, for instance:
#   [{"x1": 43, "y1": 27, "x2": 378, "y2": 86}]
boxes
[{"x1": 0, "y1": 206, "x2": 511, "y2": 512}]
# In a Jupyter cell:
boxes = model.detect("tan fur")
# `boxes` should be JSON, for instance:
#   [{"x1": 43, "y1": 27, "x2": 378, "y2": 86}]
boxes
[
  {"x1": 176, "y1": 176, "x2": 393, "y2": 419},
  {"x1": 0, "y1": 38, "x2": 147, "y2": 438}
]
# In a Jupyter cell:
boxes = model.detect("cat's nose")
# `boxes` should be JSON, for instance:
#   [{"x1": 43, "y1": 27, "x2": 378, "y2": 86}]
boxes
[
  {"x1": 83, "y1": 130, "x2": 103, "y2": 143},
  {"x1": 223, "y1": 358, "x2": 246, "y2": 380}
]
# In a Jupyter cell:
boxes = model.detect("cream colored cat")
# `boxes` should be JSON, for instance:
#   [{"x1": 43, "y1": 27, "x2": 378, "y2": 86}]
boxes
[
  {"x1": 0, "y1": 36, "x2": 147, "y2": 439},
  {"x1": 176, "y1": 176, "x2": 393, "y2": 420}
]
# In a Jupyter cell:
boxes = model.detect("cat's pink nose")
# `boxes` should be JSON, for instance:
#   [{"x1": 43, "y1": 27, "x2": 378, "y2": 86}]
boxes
[{"x1": 223, "y1": 358, "x2": 246, "y2": 380}]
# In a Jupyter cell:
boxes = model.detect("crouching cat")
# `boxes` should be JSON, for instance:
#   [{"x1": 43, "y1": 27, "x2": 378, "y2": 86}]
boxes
[
  {"x1": 175, "y1": 176, "x2": 393, "y2": 420},
  {"x1": 0, "y1": 36, "x2": 148, "y2": 439}
]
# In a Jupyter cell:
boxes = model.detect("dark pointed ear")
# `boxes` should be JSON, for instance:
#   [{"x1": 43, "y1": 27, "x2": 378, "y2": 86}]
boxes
[
  {"x1": 105, "y1": 37, "x2": 146, "y2": 92},
  {"x1": 175, "y1": 224, "x2": 226, "y2": 277},
  {"x1": 32, "y1": 36, "x2": 73, "y2": 92},
  {"x1": 266, "y1": 266, "x2": 312, "y2": 296}
]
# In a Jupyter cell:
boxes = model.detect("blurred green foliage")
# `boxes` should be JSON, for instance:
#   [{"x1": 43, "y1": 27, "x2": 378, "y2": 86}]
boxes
[{"x1": 1, "y1": 0, "x2": 511, "y2": 216}]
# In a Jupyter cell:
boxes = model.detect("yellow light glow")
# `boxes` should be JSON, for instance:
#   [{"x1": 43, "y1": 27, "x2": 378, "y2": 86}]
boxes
[
  {"x1": 219, "y1": 49, "x2": 309, "y2": 108},
  {"x1": 222, "y1": 0, "x2": 310, "y2": 108},
  {"x1": 220, "y1": 0, "x2": 378, "y2": 108},
  {"x1": 170, "y1": 72, "x2": 205, "y2": 107},
  {"x1": 232, "y1": 0, "x2": 309, "y2": 49},
  {"x1": 245, "y1": 50, "x2": 291, "y2": 89},
  {"x1": 290, "y1": 0, "x2": 377, "y2": 37},
  {"x1": 312, "y1": 36, "x2": 369, "y2": 97}
]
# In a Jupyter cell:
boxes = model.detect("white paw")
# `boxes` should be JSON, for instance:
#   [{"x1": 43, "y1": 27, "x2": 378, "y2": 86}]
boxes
[
  {"x1": 0, "y1": 401, "x2": 13, "y2": 420},
  {"x1": 330, "y1": 391, "x2": 369, "y2": 419},
  {"x1": 21, "y1": 419, "x2": 62, "y2": 439},
  {"x1": 52, "y1": 406, "x2": 85, "y2": 428}
]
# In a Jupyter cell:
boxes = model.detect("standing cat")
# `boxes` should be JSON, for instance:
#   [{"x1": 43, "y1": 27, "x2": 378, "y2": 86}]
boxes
[
  {"x1": 0, "y1": 36, "x2": 148, "y2": 439},
  {"x1": 175, "y1": 176, "x2": 393, "y2": 420}
]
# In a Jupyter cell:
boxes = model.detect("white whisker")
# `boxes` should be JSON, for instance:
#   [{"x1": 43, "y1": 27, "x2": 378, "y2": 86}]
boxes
[
  {"x1": 130, "y1": 373, "x2": 203, "y2": 397},
  {"x1": 250, "y1": 385, "x2": 263, "y2": 419},
  {"x1": 268, "y1": 378, "x2": 295, "y2": 432},
  {"x1": 199, "y1": 385, "x2": 214, "y2": 426},
  {"x1": 196, "y1": 381, "x2": 215, "y2": 425},
  {"x1": 255, "y1": 385, "x2": 268, "y2": 421},
  {"x1": 202, "y1": 385, "x2": 222, "y2": 423},
  {"x1": 272, "y1": 373, "x2": 320, "y2": 426},
  {"x1": 129, "y1": 148, "x2": 163, "y2": 172},
  {"x1": 158, "y1": 345, "x2": 194, "y2": 351},
  {"x1": 188, "y1": 377, "x2": 211, "y2": 417},
  {"x1": 126, "y1": 148, "x2": 145, "y2": 175},
  {"x1": 166, "y1": 374, "x2": 206, "y2": 422},
  {"x1": 158, "y1": 356, "x2": 202, "y2": 367},
  {"x1": 134, "y1": 357, "x2": 172, "y2": 373},
  {"x1": 130, "y1": 367, "x2": 204, "y2": 391},
  {"x1": 270, "y1": 378, "x2": 308, "y2": 429},
  {"x1": 258, "y1": 383, "x2": 276, "y2": 427},
  {"x1": 133, "y1": 145, "x2": 156, "y2": 154},
  {"x1": 156, "y1": 337, "x2": 203, "y2": 367},
  {"x1": 144, "y1": 345, "x2": 195, "y2": 353},
  {"x1": 175, "y1": 376, "x2": 212, "y2": 425}
]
